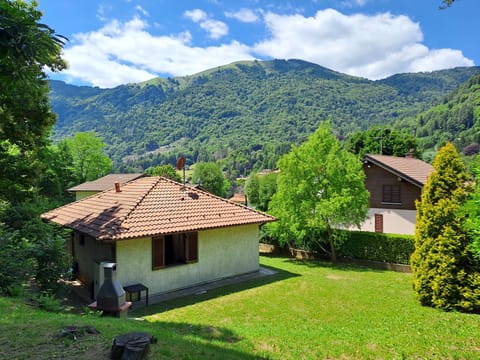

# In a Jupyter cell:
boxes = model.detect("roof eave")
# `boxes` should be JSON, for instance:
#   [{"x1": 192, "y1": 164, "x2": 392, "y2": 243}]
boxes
[{"x1": 364, "y1": 155, "x2": 424, "y2": 188}]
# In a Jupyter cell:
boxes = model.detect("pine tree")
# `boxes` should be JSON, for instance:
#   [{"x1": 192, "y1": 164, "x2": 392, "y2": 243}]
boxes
[{"x1": 411, "y1": 142, "x2": 480, "y2": 312}]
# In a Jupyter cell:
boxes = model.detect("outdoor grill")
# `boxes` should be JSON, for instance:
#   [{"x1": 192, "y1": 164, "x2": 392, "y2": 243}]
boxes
[{"x1": 89, "y1": 263, "x2": 131, "y2": 317}]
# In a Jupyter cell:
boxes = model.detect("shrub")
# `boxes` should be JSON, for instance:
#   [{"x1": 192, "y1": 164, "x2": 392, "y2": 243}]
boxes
[
  {"x1": 411, "y1": 142, "x2": 480, "y2": 313},
  {"x1": 0, "y1": 227, "x2": 35, "y2": 296},
  {"x1": 337, "y1": 231, "x2": 414, "y2": 265}
]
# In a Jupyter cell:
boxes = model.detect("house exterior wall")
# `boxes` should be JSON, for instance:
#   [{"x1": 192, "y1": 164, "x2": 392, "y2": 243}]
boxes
[
  {"x1": 72, "y1": 231, "x2": 115, "y2": 288},
  {"x1": 356, "y1": 208, "x2": 417, "y2": 235},
  {"x1": 364, "y1": 163, "x2": 421, "y2": 210},
  {"x1": 115, "y1": 224, "x2": 260, "y2": 296}
]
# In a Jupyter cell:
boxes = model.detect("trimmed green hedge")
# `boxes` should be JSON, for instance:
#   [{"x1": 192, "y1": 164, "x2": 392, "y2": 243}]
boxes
[{"x1": 337, "y1": 231, "x2": 414, "y2": 265}]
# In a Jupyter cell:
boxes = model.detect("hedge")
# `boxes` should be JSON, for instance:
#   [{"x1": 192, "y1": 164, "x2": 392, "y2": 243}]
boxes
[{"x1": 337, "y1": 230, "x2": 414, "y2": 265}]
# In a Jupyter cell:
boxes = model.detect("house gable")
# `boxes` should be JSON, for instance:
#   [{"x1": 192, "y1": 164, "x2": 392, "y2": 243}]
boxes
[{"x1": 363, "y1": 155, "x2": 434, "y2": 211}]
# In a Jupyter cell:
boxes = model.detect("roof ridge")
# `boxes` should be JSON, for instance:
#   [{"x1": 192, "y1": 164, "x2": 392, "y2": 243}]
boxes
[
  {"x1": 103, "y1": 176, "x2": 163, "y2": 239},
  {"x1": 178, "y1": 179, "x2": 277, "y2": 220}
]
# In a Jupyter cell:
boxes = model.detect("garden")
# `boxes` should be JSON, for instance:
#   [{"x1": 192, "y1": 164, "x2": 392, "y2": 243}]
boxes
[{"x1": 1, "y1": 255, "x2": 478, "y2": 359}]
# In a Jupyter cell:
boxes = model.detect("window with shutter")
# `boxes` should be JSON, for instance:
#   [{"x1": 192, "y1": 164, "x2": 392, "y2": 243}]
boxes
[
  {"x1": 152, "y1": 236, "x2": 165, "y2": 270},
  {"x1": 185, "y1": 232, "x2": 198, "y2": 263},
  {"x1": 152, "y1": 232, "x2": 198, "y2": 270},
  {"x1": 382, "y1": 184, "x2": 401, "y2": 204}
]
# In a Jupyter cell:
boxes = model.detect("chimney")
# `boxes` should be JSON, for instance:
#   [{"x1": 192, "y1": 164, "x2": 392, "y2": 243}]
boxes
[{"x1": 115, "y1": 182, "x2": 121, "y2": 192}]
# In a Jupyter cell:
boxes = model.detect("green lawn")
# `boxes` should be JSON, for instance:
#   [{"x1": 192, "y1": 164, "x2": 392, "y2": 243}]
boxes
[{"x1": 1, "y1": 256, "x2": 479, "y2": 359}]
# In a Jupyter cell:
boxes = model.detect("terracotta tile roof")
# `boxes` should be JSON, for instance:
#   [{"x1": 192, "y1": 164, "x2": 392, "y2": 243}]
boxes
[
  {"x1": 364, "y1": 154, "x2": 434, "y2": 187},
  {"x1": 68, "y1": 173, "x2": 145, "y2": 192},
  {"x1": 42, "y1": 177, "x2": 276, "y2": 241}
]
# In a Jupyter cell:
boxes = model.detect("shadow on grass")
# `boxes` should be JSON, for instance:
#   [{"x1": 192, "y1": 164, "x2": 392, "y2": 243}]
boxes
[
  {"x1": 134, "y1": 320, "x2": 268, "y2": 359},
  {"x1": 131, "y1": 263, "x2": 299, "y2": 317},
  {"x1": 0, "y1": 297, "x2": 267, "y2": 360}
]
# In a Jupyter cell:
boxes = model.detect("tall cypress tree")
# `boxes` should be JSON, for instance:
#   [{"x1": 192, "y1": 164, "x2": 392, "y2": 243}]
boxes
[{"x1": 411, "y1": 142, "x2": 480, "y2": 312}]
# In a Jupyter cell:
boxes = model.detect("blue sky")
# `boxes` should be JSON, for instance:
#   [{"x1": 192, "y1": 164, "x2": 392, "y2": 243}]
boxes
[{"x1": 37, "y1": 0, "x2": 479, "y2": 88}]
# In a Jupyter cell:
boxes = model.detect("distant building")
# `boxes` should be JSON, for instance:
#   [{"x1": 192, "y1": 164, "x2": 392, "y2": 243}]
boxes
[
  {"x1": 359, "y1": 154, "x2": 434, "y2": 235},
  {"x1": 68, "y1": 173, "x2": 145, "y2": 200}
]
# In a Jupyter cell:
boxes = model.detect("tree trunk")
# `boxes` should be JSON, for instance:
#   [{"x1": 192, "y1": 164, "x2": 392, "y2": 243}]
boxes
[{"x1": 327, "y1": 225, "x2": 337, "y2": 263}]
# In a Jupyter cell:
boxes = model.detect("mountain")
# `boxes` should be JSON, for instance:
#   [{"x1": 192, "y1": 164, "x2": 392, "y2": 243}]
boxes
[
  {"x1": 48, "y1": 59, "x2": 480, "y2": 174},
  {"x1": 394, "y1": 72, "x2": 480, "y2": 156}
]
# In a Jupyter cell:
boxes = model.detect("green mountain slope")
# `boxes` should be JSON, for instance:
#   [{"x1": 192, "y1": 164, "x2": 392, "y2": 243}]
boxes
[
  {"x1": 396, "y1": 72, "x2": 480, "y2": 154},
  {"x1": 49, "y1": 59, "x2": 480, "y2": 173}
]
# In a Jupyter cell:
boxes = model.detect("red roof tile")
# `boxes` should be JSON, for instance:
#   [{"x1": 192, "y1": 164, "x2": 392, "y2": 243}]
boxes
[
  {"x1": 42, "y1": 177, "x2": 276, "y2": 241},
  {"x1": 364, "y1": 154, "x2": 434, "y2": 187},
  {"x1": 68, "y1": 173, "x2": 145, "y2": 192}
]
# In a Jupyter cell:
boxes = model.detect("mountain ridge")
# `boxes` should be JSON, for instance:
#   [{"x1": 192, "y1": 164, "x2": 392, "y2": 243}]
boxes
[{"x1": 48, "y1": 59, "x2": 480, "y2": 174}]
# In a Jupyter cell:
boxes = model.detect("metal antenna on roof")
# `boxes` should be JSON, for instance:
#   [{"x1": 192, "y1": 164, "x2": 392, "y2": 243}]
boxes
[{"x1": 176, "y1": 156, "x2": 186, "y2": 186}]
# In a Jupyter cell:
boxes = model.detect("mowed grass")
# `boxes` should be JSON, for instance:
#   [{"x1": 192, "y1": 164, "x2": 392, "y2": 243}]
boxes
[{"x1": 1, "y1": 256, "x2": 479, "y2": 359}]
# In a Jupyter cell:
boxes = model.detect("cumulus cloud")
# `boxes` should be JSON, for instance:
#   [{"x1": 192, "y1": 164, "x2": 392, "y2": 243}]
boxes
[
  {"x1": 253, "y1": 9, "x2": 473, "y2": 79},
  {"x1": 225, "y1": 8, "x2": 259, "y2": 23},
  {"x1": 184, "y1": 9, "x2": 228, "y2": 39},
  {"x1": 61, "y1": 17, "x2": 251, "y2": 88},
  {"x1": 57, "y1": 8, "x2": 474, "y2": 87}
]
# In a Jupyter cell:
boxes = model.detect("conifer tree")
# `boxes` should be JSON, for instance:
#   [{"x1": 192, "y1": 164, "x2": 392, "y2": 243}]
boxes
[{"x1": 411, "y1": 142, "x2": 480, "y2": 312}]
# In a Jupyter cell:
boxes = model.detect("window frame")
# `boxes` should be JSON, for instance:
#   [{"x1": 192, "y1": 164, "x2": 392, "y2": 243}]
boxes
[
  {"x1": 382, "y1": 184, "x2": 401, "y2": 204},
  {"x1": 152, "y1": 232, "x2": 198, "y2": 270}
]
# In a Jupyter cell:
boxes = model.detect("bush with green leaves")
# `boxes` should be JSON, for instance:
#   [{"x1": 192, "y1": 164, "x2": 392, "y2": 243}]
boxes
[
  {"x1": 0, "y1": 201, "x2": 71, "y2": 296},
  {"x1": 337, "y1": 231, "x2": 414, "y2": 265},
  {"x1": 191, "y1": 162, "x2": 230, "y2": 197},
  {"x1": 245, "y1": 172, "x2": 278, "y2": 211},
  {"x1": 0, "y1": 227, "x2": 34, "y2": 296},
  {"x1": 411, "y1": 142, "x2": 480, "y2": 313}
]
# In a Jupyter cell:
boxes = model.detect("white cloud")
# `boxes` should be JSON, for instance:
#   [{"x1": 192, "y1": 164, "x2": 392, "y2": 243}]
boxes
[
  {"x1": 57, "y1": 9, "x2": 474, "y2": 87},
  {"x1": 61, "y1": 17, "x2": 252, "y2": 88},
  {"x1": 253, "y1": 9, "x2": 473, "y2": 79},
  {"x1": 184, "y1": 9, "x2": 207, "y2": 22},
  {"x1": 225, "y1": 8, "x2": 259, "y2": 23},
  {"x1": 184, "y1": 8, "x2": 228, "y2": 39},
  {"x1": 135, "y1": 5, "x2": 149, "y2": 17}
]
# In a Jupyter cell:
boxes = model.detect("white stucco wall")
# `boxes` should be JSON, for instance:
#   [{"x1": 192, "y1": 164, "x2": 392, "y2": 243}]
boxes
[
  {"x1": 115, "y1": 224, "x2": 260, "y2": 296},
  {"x1": 357, "y1": 208, "x2": 417, "y2": 235}
]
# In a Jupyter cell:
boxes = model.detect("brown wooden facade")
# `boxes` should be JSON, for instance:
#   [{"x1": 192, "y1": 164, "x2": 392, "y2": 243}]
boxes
[{"x1": 363, "y1": 163, "x2": 421, "y2": 211}]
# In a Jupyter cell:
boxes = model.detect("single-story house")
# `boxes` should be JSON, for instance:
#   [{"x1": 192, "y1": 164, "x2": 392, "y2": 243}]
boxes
[
  {"x1": 359, "y1": 154, "x2": 434, "y2": 235},
  {"x1": 42, "y1": 176, "x2": 276, "y2": 299},
  {"x1": 68, "y1": 173, "x2": 145, "y2": 200}
]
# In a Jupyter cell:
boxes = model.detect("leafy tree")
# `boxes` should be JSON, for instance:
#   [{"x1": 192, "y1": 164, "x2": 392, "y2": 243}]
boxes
[
  {"x1": 0, "y1": 226, "x2": 34, "y2": 296},
  {"x1": 146, "y1": 164, "x2": 182, "y2": 182},
  {"x1": 191, "y1": 162, "x2": 229, "y2": 197},
  {"x1": 267, "y1": 122, "x2": 369, "y2": 262},
  {"x1": 0, "y1": 0, "x2": 66, "y2": 151},
  {"x1": 245, "y1": 173, "x2": 260, "y2": 205},
  {"x1": 61, "y1": 132, "x2": 112, "y2": 183},
  {"x1": 245, "y1": 172, "x2": 278, "y2": 211},
  {"x1": 0, "y1": 0, "x2": 66, "y2": 202},
  {"x1": 462, "y1": 161, "x2": 480, "y2": 260},
  {"x1": 411, "y1": 142, "x2": 480, "y2": 312},
  {"x1": 38, "y1": 142, "x2": 76, "y2": 201},
  {"x1": 345, "y1": 126, "x2": 419, "y2": 158}
]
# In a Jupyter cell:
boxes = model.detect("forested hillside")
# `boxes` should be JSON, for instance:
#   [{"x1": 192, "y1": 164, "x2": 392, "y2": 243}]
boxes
[
  {"x1": 394, "y1": 72, "x2": 480, "y2": 155},
  {"x1": 49, "y1": 59, "x2": 480, "y2": 175}
]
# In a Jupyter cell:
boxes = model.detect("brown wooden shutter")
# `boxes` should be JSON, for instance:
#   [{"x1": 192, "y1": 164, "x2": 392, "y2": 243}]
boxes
[
  {"x1": 374, "y1": 214, "x2": 383, "y2": 233},
  {"x1": 152, "y1": 236, "x2": 165, "y2": 269},
  {"x1": 185, "y1": 232, "x2": 198, "y2": 263}
]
